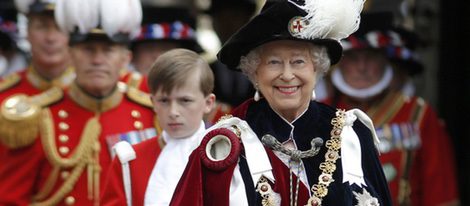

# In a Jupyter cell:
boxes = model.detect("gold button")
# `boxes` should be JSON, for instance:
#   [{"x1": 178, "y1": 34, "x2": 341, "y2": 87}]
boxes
[
  {"x1": 61, "y1": 171, "x2": 70, "y2": 179},
  {"x1": 131, "y1": 110, "x2": 141, "y2": 118},
  {"x1": 59, "y1": 146, "x2": 70, "y2": 155},
  {"x1": 59, "y1": 122, "x2": 69, "y2": 131},
  {"x1": 58, "y1": 134, "x2": 69, "y2": 143},
  {"x1": 134, "y1": 121, "x2": 143, "y2": 130},
  {"x1": 58, "y1": 110, "x2": 68, "y2": 119},
  {"x1": 64, "y1": 196, "x2": 75, "y2": 205}
]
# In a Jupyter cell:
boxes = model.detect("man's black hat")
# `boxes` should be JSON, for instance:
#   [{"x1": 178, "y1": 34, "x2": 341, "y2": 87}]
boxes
[
  {"x1": 132, "y1": 6, "x2": 203, "y2": 53},
  {"x1": 342, "y1": 12, "x2": 424, "y2": 75}
]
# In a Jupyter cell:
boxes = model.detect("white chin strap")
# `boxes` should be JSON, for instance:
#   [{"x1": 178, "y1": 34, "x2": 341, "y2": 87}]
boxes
[{"x1": 331, "y1": 65, "x2": 394, "y2": 99}]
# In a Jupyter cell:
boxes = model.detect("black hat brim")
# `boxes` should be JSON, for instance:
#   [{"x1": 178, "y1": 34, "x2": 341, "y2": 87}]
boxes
[{"x1": 70, "y1": 29, "x2": 131, "y2": 45}]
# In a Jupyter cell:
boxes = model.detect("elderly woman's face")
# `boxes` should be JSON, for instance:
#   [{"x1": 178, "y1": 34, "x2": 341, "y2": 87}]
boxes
[{"x1": 255, "y1": 40, "x2": 317, "y2": 121}]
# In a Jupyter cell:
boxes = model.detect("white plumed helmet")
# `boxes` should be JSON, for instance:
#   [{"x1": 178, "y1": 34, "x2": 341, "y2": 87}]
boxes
[{"x1": 54, "y1": 0, "x2": 142, "y2": 44}]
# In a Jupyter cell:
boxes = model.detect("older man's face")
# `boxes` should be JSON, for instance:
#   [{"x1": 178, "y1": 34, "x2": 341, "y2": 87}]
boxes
[
  {"x1": 339, "y1": 49, "x2": 388, "y2": 90},
  {"x1": 70, "y1": 41, "x2": 130, "y2": 97}
]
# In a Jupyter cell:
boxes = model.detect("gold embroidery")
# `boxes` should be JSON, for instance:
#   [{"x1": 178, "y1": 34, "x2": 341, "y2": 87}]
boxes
[
  {"x1": 26, "y1": 66, "x2": 75, "y2": 90},
  {"x1": 126, "y1": 86, "x2": 153, "y2": 108},
  {"x1": 68, "y1": 82, "x2": 123, "y2": 113},
  {"x1": 0, "y1": 72, "x2": 20, "y2": 92}
]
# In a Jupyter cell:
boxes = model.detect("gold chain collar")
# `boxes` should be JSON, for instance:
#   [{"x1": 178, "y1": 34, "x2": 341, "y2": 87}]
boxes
[
  {"x1": 257, "y1": 109, "x2": 346, "y2": 206},
  {"x1": 306, "y1": 109, "x2": 346, "y2": 206}
]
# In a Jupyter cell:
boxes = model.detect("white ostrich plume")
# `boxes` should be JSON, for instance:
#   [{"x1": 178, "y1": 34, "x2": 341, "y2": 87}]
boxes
[
  {"x1": 101, "y1": 0, "x2": 143, "y2": 39},
  {"x1": 54, "y1": 0, "x2": 142, "y2": 40},
  {"x1": 290, "y1": 0, "x2": 365, "y2": 41},
  {"x1": 55, "y1": 0, "x2": 100, "y2": 35}
]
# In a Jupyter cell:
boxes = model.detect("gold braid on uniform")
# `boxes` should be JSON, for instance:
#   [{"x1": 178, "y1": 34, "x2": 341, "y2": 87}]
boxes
[
  {"x1": 33, "y1": 108, "x2": 102, "y2": 206},
  {"x1": 33, "y1": 167, "x2": 60, "y2": 201},
  {"x1": 0, "y1": 87, "x2": 63, "y2": 149},
  {"x1": 0, "y1": 72, "x2": 20, "y2": 92},
  {"x1": 126, "y1": 85, "x2": 153, "y2": 108}
]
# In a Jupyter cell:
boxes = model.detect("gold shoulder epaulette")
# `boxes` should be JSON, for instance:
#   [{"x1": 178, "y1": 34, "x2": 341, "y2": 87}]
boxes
[
  {"x1": 0, "y1": 87, "x2": 64, "y2": 149},
  {"x1": 126, "y1": 71, "x2": 143, "y2": 89},
  {"x1": 126, "y1": 86, "x2": 153, "y2": 108},
  {"x1": 0, "y1": 73, "x2": 21, "y2": 92}
]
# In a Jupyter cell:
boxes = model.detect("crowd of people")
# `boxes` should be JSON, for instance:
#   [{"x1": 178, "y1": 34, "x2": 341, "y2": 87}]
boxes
[{"x1": 0, "y1": 0, "x2": 461, "y2": 205}]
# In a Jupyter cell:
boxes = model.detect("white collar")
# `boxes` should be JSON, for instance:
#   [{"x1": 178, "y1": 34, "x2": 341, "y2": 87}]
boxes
[{"x1": 331, "y1": 65, "x2": 394, "y2": 99}]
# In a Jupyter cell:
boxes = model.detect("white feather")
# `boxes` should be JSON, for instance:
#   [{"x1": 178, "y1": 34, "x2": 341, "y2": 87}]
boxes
[
  {"x1": 14, "y1": 0, "x2": 35, "y2": 14},
  {"x1": 55, "y1": 0, "x2": 100, "y2": 34},
  {"x1": 296, "y1": 0, "x2": 365, "y2": 41},
  {"x1": 101, "y1": 0, "x2": 142, "y2": 39}
]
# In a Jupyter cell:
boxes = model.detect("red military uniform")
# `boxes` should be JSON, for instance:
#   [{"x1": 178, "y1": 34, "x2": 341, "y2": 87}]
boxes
[
  {"x1": 120, "y1": 69, "x2": 149, "y2": 92},
  {"x1": 0, "y1": 66, "x2": 75, "y2": 152},
  {"x1": 0, "y1": 82, "x2": 159, "y2": 205},
  {"x1": 0, "y1": 66, "x2": 75, "y2": 98},
  {"x1": 101, "y1": 137, "x2": 162, "y2": 206},
  {"x1": 326, "y1": 91, "x2": 459, "y2": 205}
]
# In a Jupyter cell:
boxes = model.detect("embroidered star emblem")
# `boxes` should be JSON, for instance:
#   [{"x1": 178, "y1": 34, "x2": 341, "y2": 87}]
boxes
[{"x1": 353, "y1": 188, "x2": 380, "y2": 206}]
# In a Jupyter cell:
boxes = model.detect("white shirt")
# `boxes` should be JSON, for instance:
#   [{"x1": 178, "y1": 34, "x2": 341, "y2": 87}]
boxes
[{"x1": 144, "y1": 121, "x2": 206, "y2": 206}]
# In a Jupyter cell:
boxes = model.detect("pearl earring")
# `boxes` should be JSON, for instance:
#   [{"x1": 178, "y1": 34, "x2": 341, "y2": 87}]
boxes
[
  {"x1": 254, "y1": 83, "x2": 260, "y2": 101},
  {"x1": 254, "y1": 90, "x2": 260, "y2": 101},
  {"x1": 311, "y1": 90, "x2": 316, "y2": 101}
]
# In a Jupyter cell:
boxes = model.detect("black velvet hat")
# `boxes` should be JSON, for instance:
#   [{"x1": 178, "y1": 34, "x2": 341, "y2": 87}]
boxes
[
  {"x1": 132, "y1": 6, "x2": 203, "y2": 53},
  {"x1": 217, "y1": 0, "x2": 364, "y2": 70},
  {"x1": 206, "y1": 0, "x2": 257, "y2": 15}
]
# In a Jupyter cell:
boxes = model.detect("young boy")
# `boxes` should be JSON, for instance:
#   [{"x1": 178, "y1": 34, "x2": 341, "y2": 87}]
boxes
[{"x1": 101, "y1": 48, "x2": 216, "y2": 206}]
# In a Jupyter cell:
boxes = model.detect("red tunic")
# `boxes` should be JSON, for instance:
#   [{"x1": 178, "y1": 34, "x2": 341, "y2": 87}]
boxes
[
  {"x1": 120, "y1": 70, "x2": 149, "y2": 93},
  {"x1": 101, "y1": 137, "x2": 161, "y2": 206},
  {"x1": 0, "y1": 67, "x2": 75, "y2": 154},
  {"x1": 325, "y1": 92, "x2": 459, "y2": 205},
  {"x1": 0, "y1": 83, "x2": 157, "y2": 206}
]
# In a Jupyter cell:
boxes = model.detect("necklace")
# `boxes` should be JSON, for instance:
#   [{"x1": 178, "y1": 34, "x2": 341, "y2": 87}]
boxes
[
  {"x1": 306, "y1": 109, "x2": 346, "y2": 206},
  {"x1": 260, "y1": 109, "x2": 346, "y2": 206}
]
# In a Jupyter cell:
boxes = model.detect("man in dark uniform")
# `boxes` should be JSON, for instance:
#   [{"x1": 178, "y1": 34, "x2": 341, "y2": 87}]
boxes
[{"x1": 0, "y1": 0, "x2": 159, "y2": 205}]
